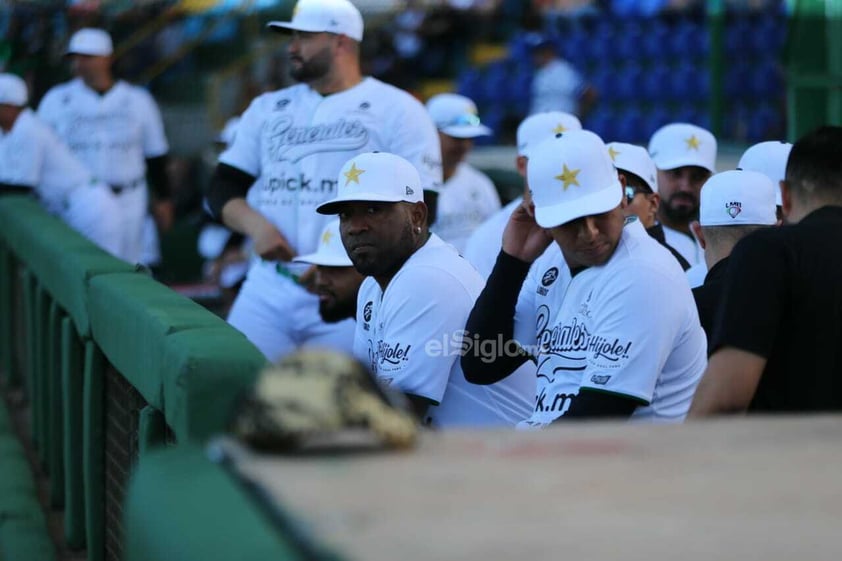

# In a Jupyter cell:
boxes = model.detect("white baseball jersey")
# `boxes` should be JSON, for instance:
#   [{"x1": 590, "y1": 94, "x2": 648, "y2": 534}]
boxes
[
  {"x1": 221, "y1": 77, "x2": 442, "y2": 362},
  {"x1": 0, "y1": 108, "x2": 121, "y2": 256},
  {"x1": 219, "y1": 76, "x2": 442, "y2": 260},
  {"x1": 37, "y1": 78, "x2": 169, "y2": 185},
  {"x1": 354, "y1": 234, "x2": 533, "y2": 428},
  {"x1": 662, "y1": 224, "x2": 704, "y2": 267},
  {"x1": 37, "y1": 78, "x2": 169, "y2": 263},
  {"x1": 463, "y1": 196, "x2": 522, "y2": 279},
  {"x1": 530, "y1": 59, "x2": 585, "y2": 115},
  {"x1": 514, "y1": 219, "x2": 707, "y2": 427},
  {"x1": 432, "y1": 162, "x2": 501, "y2": 254}
]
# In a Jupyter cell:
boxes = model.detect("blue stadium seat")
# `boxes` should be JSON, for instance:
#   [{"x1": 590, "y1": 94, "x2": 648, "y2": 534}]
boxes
[
  {"x1": 641, "y1": 63, "x2": 672, "y2": 102},
  {"x1": 457, "y1": 69, "x2": 484, "y2": 103},
  {"x1": 613, "y1": 108, "x2": 645, "y2": 143},
  {"x1": 583, "y1": 107, "x2": 615, "y2": 141},
  {"x1": 641, "y1": 19, "x2": 670, "y2": 60}
]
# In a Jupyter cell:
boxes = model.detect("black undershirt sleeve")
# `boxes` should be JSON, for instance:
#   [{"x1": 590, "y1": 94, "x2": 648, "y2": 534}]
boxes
[
  {"x1": 0, "y1": 182, "x2": 35, "y2": 195},
  {"x1": 557, "y1": 389, "x2": 638, "y2": 419},
  {"x1": 461, "y1": 251, "x2": 532, "y2": 385},
  {"x1": 205, "y1": 163, "x2": 257, "y2": 221},
  {"x1": 145, "y1": 155, "x2": 172, "y2": 199}
]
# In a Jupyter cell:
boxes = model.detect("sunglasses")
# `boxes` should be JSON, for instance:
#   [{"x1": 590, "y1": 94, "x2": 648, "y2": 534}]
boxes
[
  {"x1": 440, "y1": 113, "x2": 482, "y2": 128},
  {"x1": 624, "y1": 186, "x2": 653, "y2": 204}
]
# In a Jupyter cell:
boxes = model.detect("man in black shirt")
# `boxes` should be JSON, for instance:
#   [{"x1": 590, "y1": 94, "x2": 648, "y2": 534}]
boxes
[
  {"x1": 690, "y1": 126, "x2": 842, "y2": 415},
  {"x1": 690, "y1": 169, "x2": 778, "y2": 346}
]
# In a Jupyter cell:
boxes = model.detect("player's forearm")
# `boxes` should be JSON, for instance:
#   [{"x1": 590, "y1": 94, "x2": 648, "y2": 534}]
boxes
[
  {"x1": 461, "y1": 250, "x2": 531, "y2": 385},
  {"x1": 688, "y1": 348, "x2": 765, "y2": 417},
  {"x1": 220, "y1": 198, "x2": 270, "y2": 239}
]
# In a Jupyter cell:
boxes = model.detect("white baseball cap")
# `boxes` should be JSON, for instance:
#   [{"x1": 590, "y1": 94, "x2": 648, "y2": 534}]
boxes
[
  {"x1": 426, "y1": 93, "x2": 492, "y2": 139},
  {"x1": 0, "y1": 73, "x2": 28, "y2": 106},
  {"x1": 267, "y1": 0, "x2": 364, "y2": 42},
  {"x1": 516, "y1": 111, "x2": 582, "y2": 157},
  {"x1": 293, "y1": 220, "x2": 353, "y2": 266},
  {"x1": 699, "y1": 170, "x2": 777, "y2": 227},
  {"x1": 528, "y1": 129, "x2": 623, "y2": 228},
  {"x1": 317, "y1": 152, "x2": 422, "y2": 214},
  {"x1": 648, "y1": 122, "x2": 717, "y2": 174},
  {"x1": 737, "y1": 140, "x2": 792, "y2": 206},
  {"x1": 607, "y1": 142, "x2": 658, "y2": 193},
  {"x1": 66, "y1": 28, "x2": 114, "y2": 56}
]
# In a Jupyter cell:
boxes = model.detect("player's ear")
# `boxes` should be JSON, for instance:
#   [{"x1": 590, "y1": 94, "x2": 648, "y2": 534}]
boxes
[
  {"x1": 410, "y1": 201, "x2": 428, "y2": 232},
  {"x1": 690, "y1": 220, "x2": 706, "y2": 250}
]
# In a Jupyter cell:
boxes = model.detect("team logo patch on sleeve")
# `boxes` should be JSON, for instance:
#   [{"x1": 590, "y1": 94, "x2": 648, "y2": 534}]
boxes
[
  {"x1": 541, "y1": 267, "x2": 559, "y2": 286},
  {"x1": 363, "y1": 301, "x2": 373, "y2": 322},
  {"x1": 590, "y1": 374, "x2": 611, "y2": 385}
]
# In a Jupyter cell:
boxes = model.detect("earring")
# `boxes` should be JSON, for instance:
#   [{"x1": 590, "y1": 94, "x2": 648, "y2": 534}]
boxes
[{"x1": 415, "y1": 226, "x2": 421, "y2": 234}]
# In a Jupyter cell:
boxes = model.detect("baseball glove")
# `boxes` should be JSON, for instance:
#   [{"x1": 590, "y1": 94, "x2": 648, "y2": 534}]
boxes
[{"x1": 231, "y1": 348, "x2": 418, "y2": 452}]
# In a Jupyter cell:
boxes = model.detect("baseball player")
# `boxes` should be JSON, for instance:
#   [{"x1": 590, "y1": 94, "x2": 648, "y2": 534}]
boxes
[
  {"x1": 37, "y1": 28, "x2": 173, "y2": 264},
  {"x1": 426, "y1": 93, "x2": 500, "y2": 253},
  {"x1": 690, "y1": 170, "x2": 778, "y2": 345},
  {"x1": 607, "y1": 141, "x2": 690, "y2": 270},
  {"x1": 205, "y1": 0, "x2": 442, "y2": 362},
  {"x1": 686, "y1": 139, "x2": 792, "y2": 288},
  {"x1": 690, "y1": 126, "x2": 842, "y2": 415},
  {"x1": 528, "y1": 34, "x2": 597, "y2": 117},
  {"x1": 292, "y1": 220, "x2": 364, "y2": 324},
  {"x1": 317, "y1": 152, "x2": 533, "y2": 427},
  {"x1": 647, "y1": 122, "x2": 717, "y2": 267},
  {"x1": 463, "y1": 111, "x2": 582, "y2": 279},
  {"x1": 0, "y1": 73, "x2": 121, "y2": 255},
  {"x1": 463, "y1": 130, "x2": 707, "y2": 426}
]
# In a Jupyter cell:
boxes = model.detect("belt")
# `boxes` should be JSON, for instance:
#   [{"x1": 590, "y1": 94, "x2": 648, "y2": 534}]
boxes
[{"x1": 108, "y1": 178, "x2": 144, "y2": 195}]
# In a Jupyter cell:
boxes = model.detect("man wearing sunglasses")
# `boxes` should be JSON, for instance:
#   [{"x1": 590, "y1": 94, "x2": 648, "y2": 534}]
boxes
[
  {"x1": 426, "y1": 93, "x2": 501, "y2": 254},
  {"x1": 608, "y1": 141, "x2": 690, "y2": 271}
]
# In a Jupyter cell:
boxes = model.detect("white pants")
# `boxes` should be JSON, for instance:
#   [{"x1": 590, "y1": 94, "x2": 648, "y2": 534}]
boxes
[
  {"x1": 227, "y1": 261, "x2": 356, "y2": 363},
  {"x1": 55, "y1": 182, "x2": 122, "y2": 258},
  {"x1": 113, "y1": 183, "x2": 149, "y2": 264}
]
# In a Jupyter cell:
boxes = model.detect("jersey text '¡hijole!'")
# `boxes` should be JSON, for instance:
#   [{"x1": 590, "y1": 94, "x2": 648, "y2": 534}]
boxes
[{"x1": 266, "y1": 116, "x2": 369, "y2": 163}]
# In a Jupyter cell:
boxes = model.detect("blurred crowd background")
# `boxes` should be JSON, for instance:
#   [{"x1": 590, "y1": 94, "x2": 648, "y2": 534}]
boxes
[{"x1": 0, "y1": 0, "x2": 795, "y2": 285}]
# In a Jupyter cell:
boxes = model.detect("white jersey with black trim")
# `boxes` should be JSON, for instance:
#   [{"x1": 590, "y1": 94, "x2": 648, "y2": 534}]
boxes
[
  {"x1": 37, "y1": 78, "x2": 169, "y2": 186},
  {"x1": 354, "y1": 234, "x2": 534, "y2": 428},
  {"x1": 219, "y1": 77, "x2": 442, "y2": 259},
  {"x1": 662, "y1": 224, "x2": 704, "y2": 267},
  {"x1": 432, "y1": 162, "x2": 501, "y2": 254},
  {"x1": 515, "y1": 218, "x2": 707, "y2": 426},
  {"x1": 0, "y1": 108, "x2": 91, "y2": 207}
]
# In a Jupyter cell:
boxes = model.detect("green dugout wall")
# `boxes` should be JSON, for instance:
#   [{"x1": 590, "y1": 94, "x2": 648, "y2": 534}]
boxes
[{"x1": 0, "y1": 196, "x2": 269, "y2": 561}]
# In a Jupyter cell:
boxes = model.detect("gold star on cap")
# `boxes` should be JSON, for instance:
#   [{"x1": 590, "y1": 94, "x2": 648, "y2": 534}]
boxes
[
  {"x1": 343, "y1": 162, "x2": 365, "y2": 186},
  {"x1": 555, "y1": 164, "x2": 581, "y2": 191},
  {"x1": 607, "y1": 146, "x2": 620, "y2": 162},
  {"x1": 321, "y1": 229, "x2": 332, "y2": 245},
  {"x1": 553, "y1": 123, "x2": 567, "y2": 134},
  {"x1": 685, "y1": 135, "x2": 701, "y2": 151}
]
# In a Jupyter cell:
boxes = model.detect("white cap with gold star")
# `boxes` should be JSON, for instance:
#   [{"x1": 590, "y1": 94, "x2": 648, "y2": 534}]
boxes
[
  {"x1": 607, "y1": 142, "x2": 658, "y2": 193},
  {"x1": 527, "y1": 129, "x2": 623, "y2": 228},
  {"x1": 316, "y1": 151, "x2": 422, "y2": 215},
  {"x1": 516, "y1": 111, "x2": 582, "y2": 157},
  {"x1": 647, "y1": 122, "x2": 717, "y2": 174},
  {"x1": 737, "y1": 140, "x2": 792, "y2": 206},
  {"x1": 293, "y1": 220, "x2": 353, "y2": 267}
]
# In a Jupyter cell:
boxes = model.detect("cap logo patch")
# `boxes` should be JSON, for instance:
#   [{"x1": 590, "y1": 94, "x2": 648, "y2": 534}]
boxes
[
  {"x1": 405, "y1": 186, "x2": 414, "y2": 196},
  {"x1": 555, "y1": 163, "x2": 581, "y2": 191},
  {"x1": 607, "y1": 146, "x2": 620, "y2": 161},
  {"x1": 726, "y1": 201, "x2": 742, "y2": 218},
  {"x1": 553, "y1": 123, "x2": 567, "y2": 134},
  {"x1": 321, "y1": 229, "x2": 333, "y2": 245},
  {"x1": 343, "y1": 162, "x2": 365, "y2": 186},
  {"x1": 685, "y1": 135, "x2": 701, "y2": 151}
]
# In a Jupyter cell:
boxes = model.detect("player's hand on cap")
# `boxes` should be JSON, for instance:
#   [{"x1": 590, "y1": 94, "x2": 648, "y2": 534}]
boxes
[
  {"x1": 502, "y1": 202, "x2": 552, "y2": 263},
  {"x1": 253, "y1": 220, "x2": 296, "y2": 262}
]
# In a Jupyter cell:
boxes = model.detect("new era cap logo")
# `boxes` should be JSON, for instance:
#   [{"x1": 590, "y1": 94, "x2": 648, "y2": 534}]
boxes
[{"x1": 406, "y1": 186, "x2": 414, "y2": 195}]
